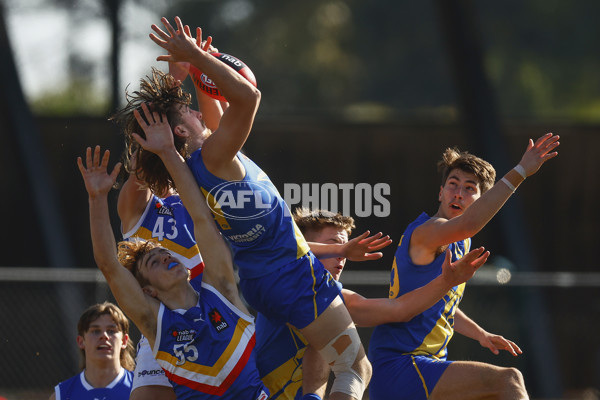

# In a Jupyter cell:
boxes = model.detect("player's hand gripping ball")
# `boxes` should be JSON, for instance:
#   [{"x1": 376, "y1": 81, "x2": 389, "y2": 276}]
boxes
[{"x1": 189, "y1": 53, "x2": 257, "y2": 101}]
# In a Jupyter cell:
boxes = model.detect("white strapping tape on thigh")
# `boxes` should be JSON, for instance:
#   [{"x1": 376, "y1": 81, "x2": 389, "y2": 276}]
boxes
[{"x1": 318, "y1": 327, "x2": 365, "y2": 398}]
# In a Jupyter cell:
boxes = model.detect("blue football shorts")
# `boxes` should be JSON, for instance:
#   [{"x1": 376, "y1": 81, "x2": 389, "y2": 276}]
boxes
[
  {"x1": 240, "y1": 251, "x2": 342, "y2": 329},
  {"x1": 369, "y1": 353, "x2": 452, "y2": 400}
]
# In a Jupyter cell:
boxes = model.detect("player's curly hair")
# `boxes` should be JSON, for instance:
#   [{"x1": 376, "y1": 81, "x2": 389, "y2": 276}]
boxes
[
  {"x1": 293, "y1": 208, "x2": 355, "y2": 237},
  {"x1": 437, "y1": 147, "x2": 496, "y2": 193},
  {"x1": 110, "y1": 68, "x2": 192, "y2": 195},
  {"x1": 117, "y1": 239, "x2": 162, "y2": 288},
  {"x1": 77, "y1": 302, "x2": 136, "y2": 371}
]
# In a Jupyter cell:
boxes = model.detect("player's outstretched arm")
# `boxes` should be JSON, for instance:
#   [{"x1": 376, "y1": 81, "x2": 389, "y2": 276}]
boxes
[
  {"x1": 150, "y1": 16, "x2": 260, "y2": 176},
  {"x1": 132, "y1": 105, "x2": 249, "y2": 314},
  {"x1": 308, "y1": 231, "x2": 393, "y2": 262},
  {"x1": 344, "y1": 247, "x2": 489, "y2": 327},
  {"x1": 78, "y1": 146, "x2": 158, "y2": 342},
  {"x1": 454, "y1": 308, "x2": 523, "y2": 356},
  {"x1": 413, "y1": 133, "x2": 560, "y2": 252},
  {"x1": 190, "y1": 37, "x2": 227, "y2": 133},
  {"x1": 454, "y1": 308, "x2": 522, "y2": 356}
]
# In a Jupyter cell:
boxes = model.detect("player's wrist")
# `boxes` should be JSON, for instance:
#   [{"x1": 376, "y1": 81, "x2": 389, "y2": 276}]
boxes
[{"x1": 513, "y1": 164, "x2": 527, "y2": 179}]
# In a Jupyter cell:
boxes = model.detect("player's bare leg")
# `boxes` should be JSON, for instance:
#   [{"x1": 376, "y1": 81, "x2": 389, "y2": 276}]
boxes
[
  {"x1": 430, "y1": 361, "x2": 528, "y2": 400},
  {"x1": 300, "y1": 295, "x2": 371, "y2": 400}
]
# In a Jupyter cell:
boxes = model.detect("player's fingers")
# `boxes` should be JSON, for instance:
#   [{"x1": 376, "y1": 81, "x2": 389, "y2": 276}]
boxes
[
  {"x1": 504, "y1": 341, "x2": 518, "y2": 356},
  {"x1": 203, "y1": 36, "x2": 213, "y2": 52},
  {"x1": 161, "y1": 17, "x2": 177, "y2": 36},
  {"x1": 443, "y1": 248, "x2": 452, "y2": 263},
  {"x1": 93, "y1": 145, "x2": 101, "y2": 166},
  {"x1": 368, "y1": 237, "x2": 392, "y2": 251},
  {"x1": 359, "y1": 231, "x2": 382, "y2": 245},
  {"x1": 85, "y1": 146, "x2": 92, "y2": 168},
  {"x1": 131, "y1": 132, "x2": 145, "y2": 146},
  {"x1": 363, "y1": 252, "x2": 383, "y2": 260},
  {"x1": 152, "y1": 110, "x2": 161, "y2": 124},
  {"x1": 488, "y1": 341, "x2": 499, "y2": 355},
  {"x1": 110, "y1": 162, "x2": 122, "y2": 180},
  {"x1": 141, "y1": 102, "x2": 155, "y2": 123},
  {"x1": 353, "y1": 231, "x2": 371, "y2": 243},
  {"x1": 174, "y1": 16, "x2": 185, "y2": 32},
  {"x1": 508, "y1": 340, "x2": 522, "y2": 355},
  {"x1": 533, "y1": 132, "x2": 553, "y2": 148},
  {"x1": 463, "y1": 247, "x2": 487, "y2": 263},
  {"x1": 150, "y1": 24, "x2": 170, "y2": 41},
  {"x1": 101, "y1": 149, "x2": 111, "y2": 168},
  {"x1": 540, "y1": 140, "x2": 560, "y2": 157},
  {"x1": 133, "y1": 109, "x2": 147, "y2": 128},
  {"x1": 76, "y1": 156, "x2": 85, "y2": 175},
  {"x1": 543, "y1": 151, "x2": 559, "y2": 162},
  {"x1": 471, "y1": 251, "x2": 490, "y2": 269}
]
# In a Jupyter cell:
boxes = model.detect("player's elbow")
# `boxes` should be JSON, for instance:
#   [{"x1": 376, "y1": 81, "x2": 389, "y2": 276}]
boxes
[{"x1": 244, "y1": 86, "x2": 261, "y2": 108}]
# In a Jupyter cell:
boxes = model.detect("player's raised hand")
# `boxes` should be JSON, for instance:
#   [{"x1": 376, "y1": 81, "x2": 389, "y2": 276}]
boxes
[
  {"x1": 479, "y1": 332, "x2": 523, "y2": 357},
  {"x1": 342, "y1": 231, "x2": 393, "y2": 261},
  {"x1": 77, "y1": 146, "x2": 121, "y2": 198},
  {"x1": 168, "y1": 31, "x2": 216, "y2": 82},
  {"x1": 441, "y1": 247, "x2": 489, "y2": 287},
  {"x1": 131, "y1": 102, "x2": 175, "y2": 156},
  {"x1": 517, "y1": 132, "x2": 560, "y2": 176},
  {"x1": 150, "y1": 17, "x2": 207, "y2": 64}
]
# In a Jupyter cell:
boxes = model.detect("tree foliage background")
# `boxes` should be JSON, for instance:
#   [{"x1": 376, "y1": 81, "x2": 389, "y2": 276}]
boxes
[{"x1": 5, "y1": 0, "x2": 600, "y2": 122}]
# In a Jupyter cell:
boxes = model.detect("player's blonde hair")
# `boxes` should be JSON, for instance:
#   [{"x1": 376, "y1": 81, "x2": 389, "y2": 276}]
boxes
[
  {"x1": 117, "y1": 239, "x2": 162, "y2": 287},
  {"x1": 437, "y1": 147, "x2": 496, "y2": 193},
  {"x1": 77, "y1": 302, "x2": 135, "y2": 371},
  {"x1": 293, "y1": 208, "x2": 355, "y2": 237}
]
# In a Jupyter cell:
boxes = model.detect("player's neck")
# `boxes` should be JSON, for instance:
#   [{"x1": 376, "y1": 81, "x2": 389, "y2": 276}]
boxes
[
  {"x1": 188, "y1": 127, "x2": 211, "y2": 153},
  {"x1": 84, "y1": 363, "x2": 122, "y2": 388},
  {"x1": 161, "y1": 282, "x2": 199, "y2": 311}
]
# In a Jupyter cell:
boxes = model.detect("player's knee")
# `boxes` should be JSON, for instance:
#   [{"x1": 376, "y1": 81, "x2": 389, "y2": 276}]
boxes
[
  {"x1": 318, "y1": 327, "x2": 367, "y2": 398},
  {"x1": 504, "y1": 367, "x2": 527, "y2": 393},
  {"x1": 493, "y1": 367, "x2": 528, "y2": 398},
  {"x1": 351, "y1": 345, "x2": 372, "y2": 385}
]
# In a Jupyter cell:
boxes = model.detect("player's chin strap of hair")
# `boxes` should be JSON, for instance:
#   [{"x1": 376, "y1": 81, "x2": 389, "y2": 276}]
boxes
[{"x1": 318, "y1": 327, "x2": 365, "y2": 398}]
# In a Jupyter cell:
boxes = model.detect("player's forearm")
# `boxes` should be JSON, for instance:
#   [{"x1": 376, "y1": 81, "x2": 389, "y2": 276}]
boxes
[
  {"x1": 195, "y1": 87, "x2": 224, "y2": 132},
  {"x1": 187, "y1": 50, "x2": 260, "y2": 107},
  {"x1": 157, "y1": 147, "x2": 208, "y2": 222},
  {"x1": 451, "y1": 167, "x2": 525, "y2": 239},
  {"x1": 159, "y1": 144, "x2": 240, "y2": 291},
  {"x1": 307, "y1": 242, "x2": 342, "y2": 259},
  {"x1": 392, "y1": 275, "x2": 455, "y2": 322},
  {"x1": 453, "y1": 308, "x2": 486, "y2": 341},
  {"x1": 89, "y1": 195, "x2": 120, "y2": 272}
]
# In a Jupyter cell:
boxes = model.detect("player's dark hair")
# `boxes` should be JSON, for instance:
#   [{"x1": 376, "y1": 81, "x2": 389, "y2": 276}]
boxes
[
  {"x1": 77, "y1": 302, "x2": 135, "y2": 371},
  {"x1": 110, "y1": 68, "x2": 192, "y2": 195},
  {"x1": 437, "y1": 147, "x2": 496, "y2": 193}
]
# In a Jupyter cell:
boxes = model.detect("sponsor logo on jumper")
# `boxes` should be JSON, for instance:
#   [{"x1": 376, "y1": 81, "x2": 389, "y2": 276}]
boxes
[
  {"x1": 225, "y1": 223, "x2": 265, "y2": 243},
  {"x1": 138, "y1": 369, "x2": 165, "y2": 378},
  {"x1": 172, "y1": 329, "x2": 196, "y2": 342},
  {"x1": 209, "y1": 309, "x2": 229, "y2": 332},
  {"x1": 155, "y1": 202, "x2": 174, "y2": 217},
  {"x1": 206, "y1": 181, "x2": 276, "y2": 220}
]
